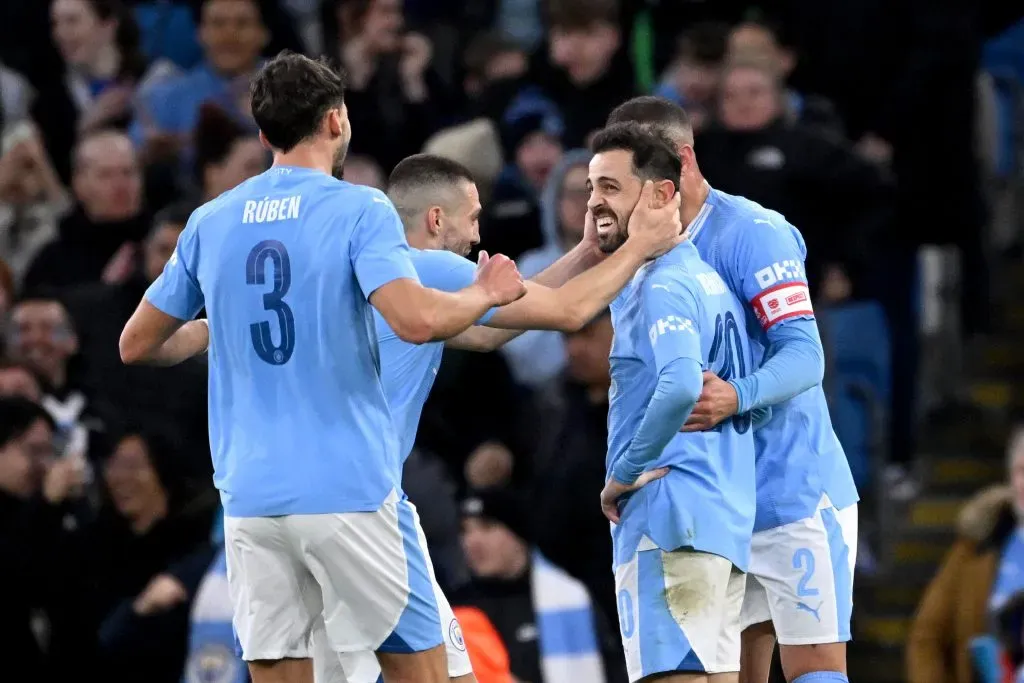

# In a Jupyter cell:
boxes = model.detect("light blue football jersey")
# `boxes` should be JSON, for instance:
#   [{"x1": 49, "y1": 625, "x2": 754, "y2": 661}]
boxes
[
  {"x1": 374, "y1": 248, "x2": 495, "y2": 462},
  {"x1": 608, "y1": 240, "x2": 756, "y2": 570},
  {"x1": 688, "y1": 188, "x2": 859, "y2": 531},
  {"x1": 146, "y1": 166, "x2": 420, "y2": 517}
]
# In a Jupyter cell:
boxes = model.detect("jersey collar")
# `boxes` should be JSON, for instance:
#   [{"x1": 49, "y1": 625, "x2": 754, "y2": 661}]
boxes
[{"x1": 684, "y1": 182, "x2": 714, "y2": 242}]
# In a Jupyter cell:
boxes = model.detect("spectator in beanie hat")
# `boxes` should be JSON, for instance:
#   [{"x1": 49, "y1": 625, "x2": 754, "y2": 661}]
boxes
[
  {"x1": 453, "y1": 487, "x2": 624, "y2": 683},
  {"x1": 477, "y1": 87, "x2": 565, "y2": 263}
]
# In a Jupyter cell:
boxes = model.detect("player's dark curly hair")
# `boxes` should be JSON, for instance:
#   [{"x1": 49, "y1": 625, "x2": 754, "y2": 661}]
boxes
[
  {"x1": 590, "y1": 122, "x2": 681, "y2": 191},
  {"x1": 250, "y1": 51, "x2": 346, "y2": 152}
]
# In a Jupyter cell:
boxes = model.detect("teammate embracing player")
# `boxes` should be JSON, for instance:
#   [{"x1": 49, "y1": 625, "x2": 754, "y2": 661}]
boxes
[{"x1": 607, "y1": 97, "x2": 859, "y2": 683}]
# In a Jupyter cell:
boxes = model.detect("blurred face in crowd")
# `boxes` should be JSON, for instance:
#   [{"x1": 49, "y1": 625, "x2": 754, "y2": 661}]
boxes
[
  {"x1": 719, "y1": 65, "x2": 782, "y2": 132},
  {"x1": 144, "y1": 221, "x2": 186, "y2": 284},
  {"x1": 587, "y1": 149, "x2": 642, "y2": 254},
  {"x1": 72, "y1": 133, "x2": 142, "y2": 222},
  {"x1": 0, "y1": 367, "x2": 43, "y2": 402},
  {"x1": 345, "y1": 0, "x2": 404, "y2": 53},
  {"x1": 0, "y1": 417, "x2": 54, "y2": 499},
  {"x1": 558, "y1": 163, "x2": 590, "y2": 247},
  {"x1": 516, "y1": 132, "x2": 562, "y2": 192},
  {"x1": 728, "y1": 23, "x2": 794, "y2": 77},
  {"x1": 200, "y1": 0, "x2": 269, "y2": 76},
  {"x1": 1009, "y1": 428, "x2": 1024, "y2": 516},
  {"x1": 549, "y1": 21, "x2": 620, "y2": 86},
  {"x1": 103, "y1": 435, "x2": 168, "y2": 524},
  {"x1": 204, "y1": 137, "x2": 267, "y2": 200},
  {"x1": 565, "y1": 314, "x2": 613, "y2": 390},
  {"x1": 674, "y1": 58, "x2": 721, "y2": 112},
  {"x1": 437, "y1": 180, "x2": 482, "y2": 256},
  {"x1": 461, "y1": 516, "x2": 528, "y2": 579},
  {"x1": 343, "y1": 154, "x2": 386, "y2": 190},
  {"x1": 51, "y1": 0, "x2": 117, "y2": 71},
  {"x1": 7, "y1": 301, "x2": 78, "y2": 387}
]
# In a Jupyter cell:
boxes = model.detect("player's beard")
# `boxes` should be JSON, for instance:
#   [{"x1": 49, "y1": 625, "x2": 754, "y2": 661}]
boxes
[
  {"x1": 596, "y1": 208, "x2": 631, "y2": 254},
  {"x1": 331, "y1": 139, "x2": 350, "y2": 180}
]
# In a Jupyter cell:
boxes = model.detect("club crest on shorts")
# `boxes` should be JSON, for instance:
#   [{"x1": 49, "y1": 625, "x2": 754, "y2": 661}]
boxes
[
  {"x1": 185, "y1": 643, "x2": 240, "y2": 683},
  {"x1": 449, "y1": 618, "x2": 466, "y2": 651}
]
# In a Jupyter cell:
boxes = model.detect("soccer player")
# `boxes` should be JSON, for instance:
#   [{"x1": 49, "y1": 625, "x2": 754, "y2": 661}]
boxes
[
  {"x1": 607, "y1": 96, "x2": 859, "y2": 683},
  {"x1": 315, "y1": 152, "x2": 685, "y2": 683},
  {"x1": 592, "y1": 123, "x2": 758, "y2": 683},
  {"x1": 118, "y1": 52, "x2": 529, "y2": 683}
]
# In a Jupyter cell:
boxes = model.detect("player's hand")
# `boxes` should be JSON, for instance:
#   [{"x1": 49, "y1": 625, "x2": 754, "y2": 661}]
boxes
[
  {"x1": 626, "y1": 181, "x2": 684, "y2": 259},
  {"x1": 681, "y1": 371, "x2": 739, "y2": 432},
  {"x1": 133, "y1": 573, "x2": 188, "y2": 615},
  {"x1": 580, "y1": 207, "x2": 603, "y2": 258},
  {"x1": 475, "y1": 250, "x2": 527, "y2": 306},
  {"x1": 600, "y1": 467, "x2": 670, "y2": 524}
]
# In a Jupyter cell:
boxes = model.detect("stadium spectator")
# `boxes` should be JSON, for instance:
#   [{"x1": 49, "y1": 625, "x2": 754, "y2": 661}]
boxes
[
  {"x1": 907, "y1": 427, "x2": 1024, "y2": 683},
  {"x1": 5, "y1": 295, "x2": 111, "y2": 466},
  {"x1": 462, "y1": 31, "x2": 529, "y2": 102},
  {"x1": 0, "y1": 122, "x2": 72, "y2": 286},
  {"x1": 33, "y1": 0, "x2": 149, "y2": 182},
  {"x1": 0, "y1": 259, "x2": 14, "y2": 319},
  {"x1": 64, "y1": 203, "x2": 210, "y2": 475},
  {"x1": 192, "y1": 103, "x2": 267, "y2": 201},
  {"x1": 501, "y1": 148, "x2": 591, "y2": 386},
  {"x1": 131, "y1": 0, "x2": 268, "y2": 163},
  {"x1": 23, "y1": 130, "x2": 147, "y2": 292},
  {"x1": 327, "y1": 0, "x2": 454, "y2": 171},
  {"x1": 653, "y1": 22, "x2": 729, "y2": 133},
  {"x1": 342, "y1": 153, "x2": 387, "y2": 190},
  {"x1": 539, "y1": 0, "x2": 636, "y2": 147},
  {"x1": 476, "y1": 88, "x2": 563, "y2": 263},
  {"x1": 726, "y1": 15, "x2": 845, "y2": 138},
  {"x1": 694, "y1": 57, "x2": 893, "y2": 302},
  {"x1": 75, "y1": 428, "x2": 218, "y2": 682},
  {"x1": 454, "y1": 487, "x2": 625, "y2": 683}
]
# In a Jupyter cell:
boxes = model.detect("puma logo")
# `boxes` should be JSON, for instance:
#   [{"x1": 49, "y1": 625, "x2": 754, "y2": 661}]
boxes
[{"x1": 796, "y1": 601, "x2": 822, "y2": 622}]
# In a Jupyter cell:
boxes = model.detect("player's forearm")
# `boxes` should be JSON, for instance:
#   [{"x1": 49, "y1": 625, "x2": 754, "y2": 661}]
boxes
[
  {"x1": 530, "y1": 242, "x2": 604, "y2": 288},
  {"x1": 612, "y1": 358, "x2": 703, "y2": 485},
  {"x1": 445, "y1": 325, "x2": 523, "y2": 352},
  {"x1": 423, "y1": 285, "x2": 496, "y2": 342},
  {"x1": 129, "y1": 320, "x2": 209, "y2": 366},
  {"x1": 728, "y1": 320, "x2": 825, "y2": 413},
  {"x1": 488, "y1": 241, "x2": 647, "y2": 332}
]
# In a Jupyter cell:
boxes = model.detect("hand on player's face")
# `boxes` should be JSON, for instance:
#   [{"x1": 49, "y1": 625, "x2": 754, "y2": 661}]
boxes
[
  {"x1": 681, "y1": 371, "x2": 739, "y2": 432},
  {"x1": 474, "y1": 250, "x2": 527, "y2": 306},
  {"x1": 624, "y1": 181, "x2": 684, "y2": 259},
  {"x1": 600, "y1": 467, "x2": 670, "y2": 524}
]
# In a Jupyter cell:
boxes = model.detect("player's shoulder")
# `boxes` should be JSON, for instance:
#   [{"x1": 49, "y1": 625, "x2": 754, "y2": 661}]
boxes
[
  {"x1": 643, "y1": 249, "x2": 706, "y2": 299},
  {"x1": 410, "y1": 247, "x2": 472, "y2": 272},
  {"x1": 710, "y1": 189, "x2": 803, "y2": 242}
]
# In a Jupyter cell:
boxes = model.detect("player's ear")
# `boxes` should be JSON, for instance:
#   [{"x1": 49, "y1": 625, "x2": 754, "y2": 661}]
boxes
[
  {"x1": 258, "y1": 130, "x2": 272, "y2": 150},
  {"x1": 425, "y1": 206, "x2": 443, "y2": 236},
  {"x1": 651, "y1": 179, "x2": 676, "y2": 208},
  {"x1": 678, "y1": 145, "x2": 697, "y2": 177},
  {"x1": 326, "y1": 109, "x2": 343, "y2": 138}
]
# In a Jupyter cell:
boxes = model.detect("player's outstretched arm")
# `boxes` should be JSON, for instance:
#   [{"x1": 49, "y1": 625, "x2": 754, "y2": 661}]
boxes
[
  {"x1": 370, "y1": 252, "x2": 527, "y2": 344},
  {"x1": 120, "y1": 301, "x2": 208, "y2": 365},
  {"x1": 459, "y1": 183, "x2": 683, "y2": 346}
]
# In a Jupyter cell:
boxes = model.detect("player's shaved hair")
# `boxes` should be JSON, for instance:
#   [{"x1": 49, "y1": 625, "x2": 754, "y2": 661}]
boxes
[
  {"x1": 590, "y1": 122, "x2": 681, "y2": 189},
  {"x1": 387, "y1": 154, "x2": 476, "y2": 231},
  {"x1": 606, "y1": 96, "x2": 695, "y2": 147}
]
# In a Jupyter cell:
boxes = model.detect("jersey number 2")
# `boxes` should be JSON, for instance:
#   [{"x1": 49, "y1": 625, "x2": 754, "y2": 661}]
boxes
[
  {"x1": 246, "y1": 240, "x2": 295, "y2": 365},
  {"x1": 707, "y1": 311, "x2": 751, "y2": 434}
]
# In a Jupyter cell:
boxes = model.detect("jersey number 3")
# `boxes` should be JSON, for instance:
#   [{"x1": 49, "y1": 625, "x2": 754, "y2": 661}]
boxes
[
  {"x1": 708, "y1": 311, "x2": 751, "y2": 434},
  {"x1": 246, "y1": 240, "x2": 295, "y2": 365}
]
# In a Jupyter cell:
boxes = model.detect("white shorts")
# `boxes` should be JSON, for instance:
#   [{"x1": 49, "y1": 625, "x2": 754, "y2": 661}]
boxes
[
  {"x1": 224, "y1": 490, "x2": 445, "y2": 661},
  {"x1": 739, "y1": 496, "x2": 858, "y2": 645},
  {"x1": 615, "y1": 539, "x2": 746, "y2": 682},
  {"x1": 309, "y1": 503, "x2": 472, "y2": 683}
]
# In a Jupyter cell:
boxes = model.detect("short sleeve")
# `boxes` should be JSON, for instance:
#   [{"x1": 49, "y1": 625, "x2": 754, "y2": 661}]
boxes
[
  {"x1": 732, "y1": 217, "x2": 815, "y2": 332},
  {"x1": 413, "y1": 250, "x2": 496, "y2": 324},
  {"x1": 350, "y1": 190, "x2": 419, "y2": 299},
  {"x1": 642, "y1": 275, "x2": 703, "y2": 373},
  {"x1": 145, "y1": 212, "x2": 205, "y2": 321}
]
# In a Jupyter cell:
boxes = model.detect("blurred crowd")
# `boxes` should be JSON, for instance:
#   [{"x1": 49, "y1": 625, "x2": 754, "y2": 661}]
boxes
[{"x1": 0, "y1": 0, "x2": 1022, "y2": 681}]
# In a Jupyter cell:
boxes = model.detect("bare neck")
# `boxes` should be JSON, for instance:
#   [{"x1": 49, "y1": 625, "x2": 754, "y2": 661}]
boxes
[
  {"x1": 405, "y1": 225, "x2": 440, "y2": 251},
  {"x1": 680, "y1": 168, "x2": 710, "y2": 230}
]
